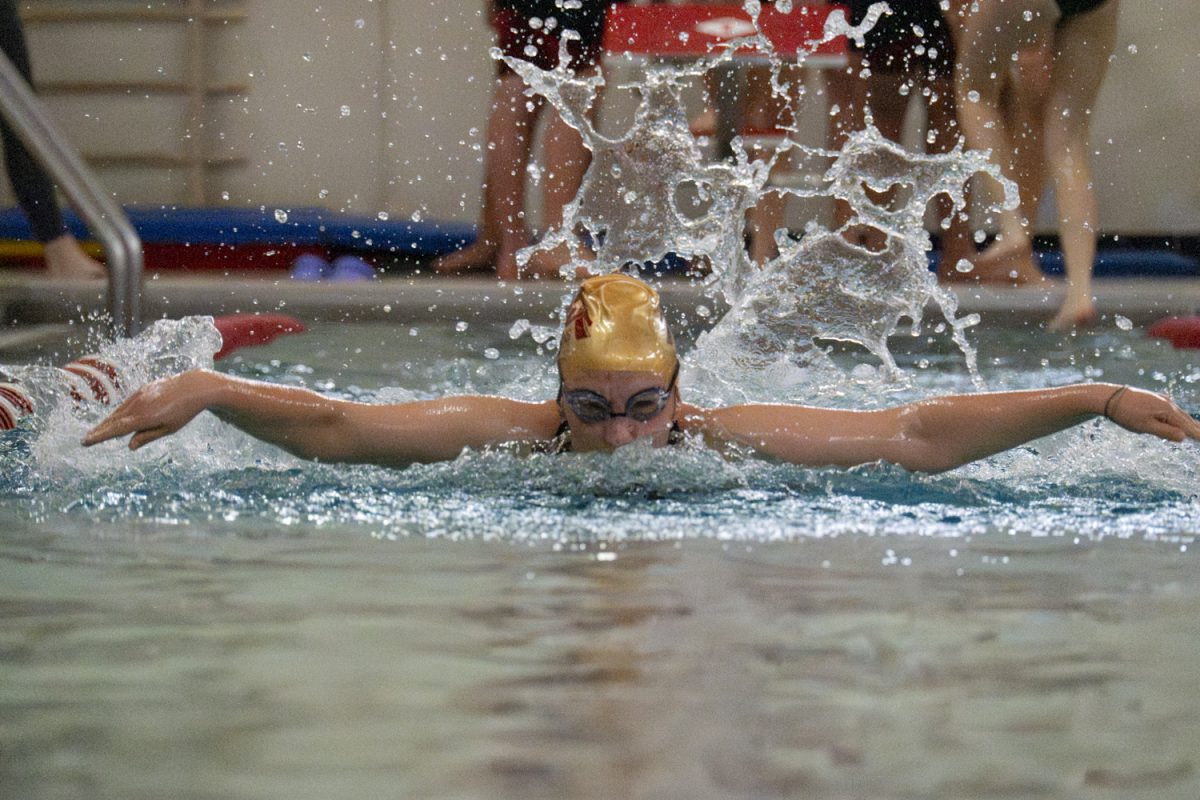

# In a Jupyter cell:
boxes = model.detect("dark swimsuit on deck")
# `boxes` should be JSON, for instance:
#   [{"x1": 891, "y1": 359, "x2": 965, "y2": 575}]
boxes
[
  {"x1": 846, "y1": 0, "x2": 955, "y2": 80},
  {"x1": 534, "y1": 420, "x2": 686, "y2": 454},
  {"x1": 490, "y1": 0, "x2": 611, "y2": 74},
  {"x1": 1055, "y1": 0, "x2": 1112, "y2": 19}
]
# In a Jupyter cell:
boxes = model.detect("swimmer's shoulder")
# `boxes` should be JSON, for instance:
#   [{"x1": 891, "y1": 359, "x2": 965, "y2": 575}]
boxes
[{"x1": 519, "y1": 398, "x2": 564, "y2": 440}]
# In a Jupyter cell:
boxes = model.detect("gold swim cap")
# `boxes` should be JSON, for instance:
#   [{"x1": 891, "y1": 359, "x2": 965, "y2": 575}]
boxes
[{"x1": 558, "y1": 273, "x2": 677, "y2": 383}]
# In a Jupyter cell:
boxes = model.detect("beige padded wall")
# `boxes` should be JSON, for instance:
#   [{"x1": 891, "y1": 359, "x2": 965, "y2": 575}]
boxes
[{"x1": 8, "y1": 0, "x2": 1200, "y2": 233}]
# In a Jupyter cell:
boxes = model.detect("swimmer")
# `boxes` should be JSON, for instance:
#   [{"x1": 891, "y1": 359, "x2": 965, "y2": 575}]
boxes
[{"x1": 83, "y1": 274, "x2": 1199, "y2": 473}]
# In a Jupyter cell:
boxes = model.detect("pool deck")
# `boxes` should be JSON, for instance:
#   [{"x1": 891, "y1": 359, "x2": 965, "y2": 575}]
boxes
[{"x1": 2, "y1": 272, "x2": 1200, "y2": 342}]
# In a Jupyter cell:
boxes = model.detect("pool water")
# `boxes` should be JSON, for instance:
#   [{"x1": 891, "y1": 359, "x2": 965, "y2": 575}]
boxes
[{"x1": 2, "y1": 315, "x2": 1200, "y2": 798}]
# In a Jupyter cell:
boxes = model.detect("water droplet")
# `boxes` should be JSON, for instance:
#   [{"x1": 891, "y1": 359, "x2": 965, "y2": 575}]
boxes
[
  {"x1": 955, "y1": 258, "x2": 974, "y2": 273},
  {"x1": 1127, "y1": 43, "x2": 1138, "y2": 55},
  {"x1": 483, "y1": 347, "x2": 500, "y2": 360},
  {"x1": 354, "y1": 18, "x2": 365, "y2": 29},
  {"x1": 302, "y1": 52, "x2": 313, "y2": 63},
  {"x1": 455, "y1": 321, "x2": 469, "y2": 332},
  {"x1": 340, "y1": 105, "x2": 351, "y2": 117},
  {"x1": 967, "y1": 90, "x2": 980, "y2": 103},
  {"x1": 273, "y1": 209, "x2": 288, "y2": 224},
  {"x1": 509, "y1": 319, "x2": 531, "y2": 339},
  {"x1": 377, "y1": 211, "x2": 390, "y2": 221},
  {"x1": 220, "y1": 191, "x2": 230, "y2": 201},
  {"x1": 1115, "y1": 315, "x2": 1133, "y2": 331}
]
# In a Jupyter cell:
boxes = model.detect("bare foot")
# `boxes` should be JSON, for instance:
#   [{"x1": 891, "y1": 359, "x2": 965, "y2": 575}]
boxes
[
  {"x1": 521, "y1": 241, "x2": 596, "y2": 280},
  {"x1": 1047, "y1": 295, "x2": 1099, "y2": 332},
  {"x1": 968, "y1": 240, "x2": 1054, "y2": 287},
  {"x1": 431, "y1": 238, "x2": 497, "y2": 274},
  {"x1": 43, "y1": 234, "x2": 106, "y2": 280},
  {"x1": 495, "y1": 238, "x2": 529, "y2": 282}
]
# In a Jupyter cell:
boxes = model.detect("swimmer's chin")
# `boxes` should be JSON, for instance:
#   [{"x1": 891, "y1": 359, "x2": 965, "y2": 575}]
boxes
[{"x1": 575, "y1": 436, "x2": 665, "y2": 455}]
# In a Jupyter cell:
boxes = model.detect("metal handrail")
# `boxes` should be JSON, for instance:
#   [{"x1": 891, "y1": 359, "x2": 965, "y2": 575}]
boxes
[{"x1": 0, "y1": 50, "x2": 142, "y2": 337}]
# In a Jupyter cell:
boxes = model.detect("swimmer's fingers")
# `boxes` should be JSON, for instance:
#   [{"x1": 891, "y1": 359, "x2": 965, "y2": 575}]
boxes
[
  {"x1": 82, "y1": 391, "x2": 155, "y2": 446},
  {"x1": 128, "y1": 425, "x2": 173, "y2": 451}
]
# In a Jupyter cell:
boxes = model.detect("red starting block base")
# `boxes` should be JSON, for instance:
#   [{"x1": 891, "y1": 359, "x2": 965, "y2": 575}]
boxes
[{"x1": 604, "y1": 3, "x2": 847, "y2": 65}]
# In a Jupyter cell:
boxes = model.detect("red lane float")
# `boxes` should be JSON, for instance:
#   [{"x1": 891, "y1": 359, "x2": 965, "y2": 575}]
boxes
[
  {"x1": 213, "y1": 313, "x2": 306, "y2": 361},
  {"x1": 0, "y1": 355, "x2": 124, "y2": 431},
  {"x1": 61, "y1": 356, "x2": 123, "y2": 405},
  {"x1": 0, "y1": 383, "x2": 34, "y2": 430},
  {"x1": 1, "y1": 314, "x2": 307, "y2": 431},
  {"x1": 1147, "y1": 316, "x2": 1200, "y2": 349}
]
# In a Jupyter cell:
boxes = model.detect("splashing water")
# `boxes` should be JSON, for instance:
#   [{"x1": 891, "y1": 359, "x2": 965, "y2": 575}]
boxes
[
  {"x1": 4, "y1": 1, "x2": 1194, "y2": 542},
  {"x1": 502, "y1": 1, "x2": 1014, "y2": 398},
  {"x1": 0, "y1": 317, "x2": 296, "y2": 484}
]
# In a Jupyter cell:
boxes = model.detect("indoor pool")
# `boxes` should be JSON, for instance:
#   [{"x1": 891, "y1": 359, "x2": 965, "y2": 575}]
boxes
[{"x1": 2, "y1": 309, "x2": 1199, "y2": 799}]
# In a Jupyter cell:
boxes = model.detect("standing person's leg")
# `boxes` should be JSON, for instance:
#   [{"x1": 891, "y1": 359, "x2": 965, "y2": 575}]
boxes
[
  {"x1": 826, "y1": 58, "x2": 875, "y2": 246},
  {"x1": 745, "y1": 64, "x2": 797, "y2": 264},
  {"x1": 951, "y1": 0, "x2": 1057, "y2": 284},
  {"x1": 0, "y1": 0, "x2": 104, "y2": 279},
  {"x1": 522, "y1": 66, "x2": 600, "y2": 279},
  {"x1": 926, "y1": 76, "x2": 978, "y2": 278},
  {"x1": 1043, "y1": 1, "x2": 1119, "y2": 330},
  {"x1": 433, "y1": 71, "x2": 542, "y2": 277},
  {"x1": 1001, "y1": 39, "x2": 1054, "y2": 230},
  {"x1": 850, "y1": 69, "x2": 909, "y2": 252}
]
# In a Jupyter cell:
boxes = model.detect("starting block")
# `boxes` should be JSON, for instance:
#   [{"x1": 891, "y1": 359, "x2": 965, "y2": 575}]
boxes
[{"x1": 604, "y1": 3, "x2": 848, "y2": 66}]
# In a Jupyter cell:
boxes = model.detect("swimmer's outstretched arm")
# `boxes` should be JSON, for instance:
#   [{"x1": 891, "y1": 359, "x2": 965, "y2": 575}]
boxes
[
  {"x1": 688, "y1": 384, "x2": 1200, "y2": 474},
  {"x1": 82, "y1": 369, "x2": 561, "y2": 467}
]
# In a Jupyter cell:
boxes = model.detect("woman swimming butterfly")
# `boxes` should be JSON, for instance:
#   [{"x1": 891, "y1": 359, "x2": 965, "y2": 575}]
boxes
[{"x1": 84, "y1": 273, "x2": 1200, "y2": 472}]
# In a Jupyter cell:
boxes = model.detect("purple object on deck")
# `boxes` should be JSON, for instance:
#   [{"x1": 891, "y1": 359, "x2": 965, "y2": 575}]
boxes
[
  {"x1": 290, "y1": 253, "x2": 331, "y2": 281},
  {"x1": 329, "y1": 255, "x2": 377, "y2": 282}
]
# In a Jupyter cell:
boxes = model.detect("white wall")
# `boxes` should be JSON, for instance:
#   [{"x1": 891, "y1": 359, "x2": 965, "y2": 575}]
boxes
[{"x1": 10, "y1": 0, "x2": 1200, "y2": 233}]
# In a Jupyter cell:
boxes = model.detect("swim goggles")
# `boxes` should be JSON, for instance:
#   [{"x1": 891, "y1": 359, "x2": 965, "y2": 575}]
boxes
[{"x1": 561, "y1": 364, "x2": 679, "y2": 424}]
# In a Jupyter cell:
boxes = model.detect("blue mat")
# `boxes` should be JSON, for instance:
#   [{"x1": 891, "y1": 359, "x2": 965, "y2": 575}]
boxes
[
  {"x1": 927, "y1": 248, "x2": 1199, "y2": 278},
  {"x1": 0, "y1": 206, "x2": 476, "y2": 257},
  {"x1": 2, "y1": 205, "x2": 1194, "y2": 275}
]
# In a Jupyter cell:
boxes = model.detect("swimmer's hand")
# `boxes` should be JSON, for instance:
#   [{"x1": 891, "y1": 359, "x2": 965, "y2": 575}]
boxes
[
  {"x1": 82, "y1": 369, "x2": 215, "y2": 450},
  {"x1": 1103, "y1": 386, "x2": 1200, "y2": 443}
]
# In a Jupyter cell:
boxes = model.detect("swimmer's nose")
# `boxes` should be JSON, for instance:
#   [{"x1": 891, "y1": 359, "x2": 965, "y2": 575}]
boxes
[{"x1": 603, "y1": 417, "x2": 640, "y2": 448}]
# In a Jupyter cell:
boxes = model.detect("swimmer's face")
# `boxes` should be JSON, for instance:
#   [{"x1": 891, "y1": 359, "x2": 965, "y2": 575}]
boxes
[{"x1": 559, "y1": 370, "x2": 678, "y2": 452}]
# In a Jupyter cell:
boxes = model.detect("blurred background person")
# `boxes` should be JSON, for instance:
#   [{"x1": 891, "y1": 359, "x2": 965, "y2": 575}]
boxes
[
  {"x1": 835, "y1": 0, "x2": 977, "y2": 278},
  {"x1": 950, "y1": 0, "x2": 1120, "y2": 329},
  {"x1": 433, "y1": 0, "x2": 611, "y2": 280},
  {"x1": 0, "y1": 0, "x2": 106, "y2": 279}
]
